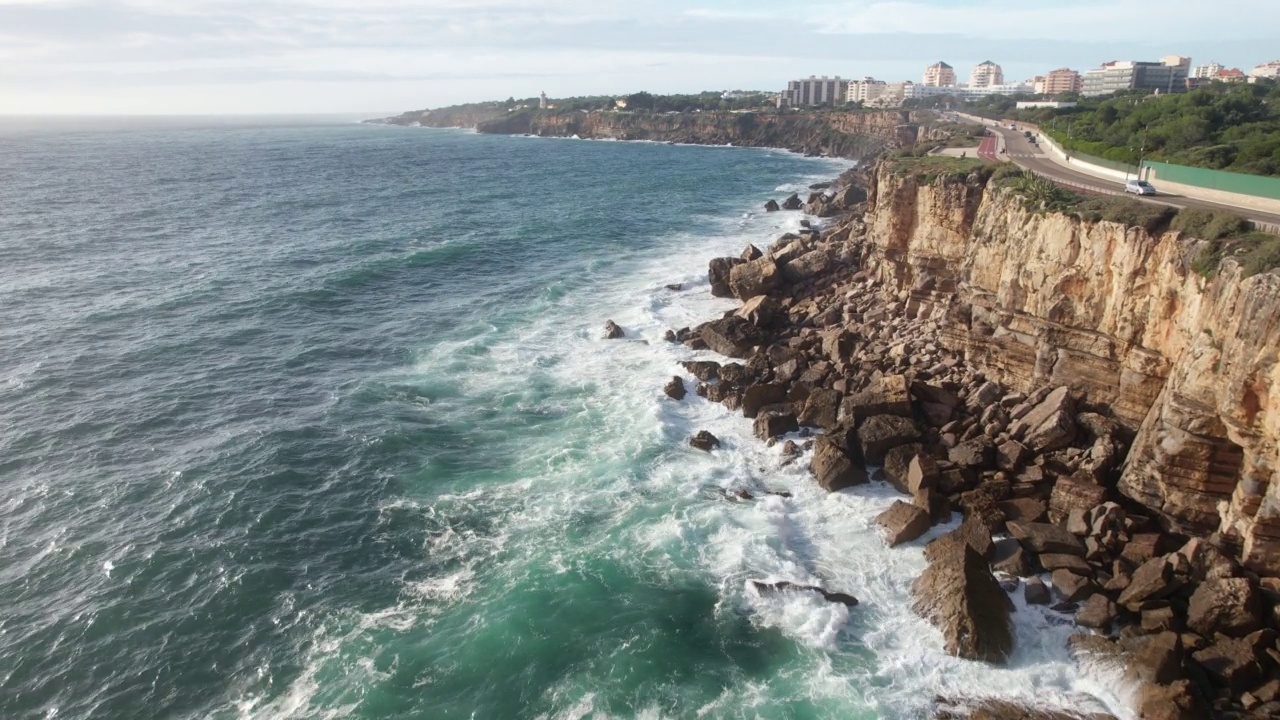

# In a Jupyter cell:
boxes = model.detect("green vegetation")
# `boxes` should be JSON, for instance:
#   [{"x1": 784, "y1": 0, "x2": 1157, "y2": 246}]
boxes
[
  {"x1": 990, "y1": 168, "x2": 1280, "y2": 276},
  {"x1": 886, "y1": 150, "x2": 987, "y2": 183},
  {"x1": 1192, "y1": 233, "x2": 1280, "y2": 278},
  {"x1": 989, "y1": 82, "x2": 1280, "y2": 176},
  {"x1": 927, "y1": 121, "x2": 988, "y2": 148}
]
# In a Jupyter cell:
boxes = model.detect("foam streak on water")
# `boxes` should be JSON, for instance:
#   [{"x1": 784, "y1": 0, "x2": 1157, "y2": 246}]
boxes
[{"x1": 0, "y1": 117, "x2": 1124, "y2": 720}]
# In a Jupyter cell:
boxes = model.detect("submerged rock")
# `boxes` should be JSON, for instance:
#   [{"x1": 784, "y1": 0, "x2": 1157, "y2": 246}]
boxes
[
  {"x1": 689, "y1": 431, "x2": 721, "y2": 452},
  {"x1": 603, "y1": 320, "x2": 625, "y2": 339},
  {"x1": 750, "y1": 580, "x2": 858, "y2": 608}
]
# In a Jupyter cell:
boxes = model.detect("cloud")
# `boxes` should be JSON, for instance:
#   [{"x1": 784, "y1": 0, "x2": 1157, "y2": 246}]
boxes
[{"x1": 2, "y1": 0, "x2": 1278, "y2": 114}]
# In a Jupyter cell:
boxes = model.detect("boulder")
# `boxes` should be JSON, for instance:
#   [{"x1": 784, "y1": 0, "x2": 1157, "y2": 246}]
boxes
[
  {"x1": 907, "y1": 454, "x2": 940, "y2": 495},
  {"x1": 735, "y1": 295, "x2": 779, "y2": 327},
  {"x1": 1049, "y1": 475, "x2": 1108, "y2": 521},
  {"x1": 681, "y1": 360, "x2": 720, "y2": 381},
  {"x1": 763, "y1": 199, "x2": 780, "y2": 212},
  {"x1": 876, "y1": 501, "x2": 932, "y2": 547},
  {"x1": 797, "y1": 388, "x2": 841, "y2": 429},
  {"x1": 912, "y1": 543, "x2": 1014, "y2": 663},
  {"x1": 1176, "y1": 538, "x2": 1238, "y2": 582},
  {"x1": 810, "y1": 437, "x2": 867, "y2": 492},
  {"x1": 995, "y1": 440, "x2": 1030, "y2": 472},
  {"x1": 1135, "y1": 680, "x2": 1202, "y2": 720},
  {"x1": 1017, "y1": 386, "x2": 1073, "y2": 434},
  {"x1": 603, "y1": 320, "x2": 625, "y2": 339},
  {"x1": 821, "y1": 329, "x2": 858, "y2": 364},
  {"x1": 839, "y1": 374, "x2": 911, "y2": 423},
  {"x1": 781, "y1": 193, "x2": 803, "y2": 210},
  {"x1": 1024, "y1": 576, "x2": 1051, "y2": 605},
  {"x1": 1192, "y1": 636, "x2": 1265, "y2": 693},
  {"x1": 949, "y1": 437, "x2": 995, "y2": 468},
  {"x1": 998, "y1": 497, "x2": 1046, "y2": 525},
  {"x1": 690, "y1": 431, "x2": 721, "y2": 452},
  {"x1": 1075, "y1": 594, "x2": 1117, "y2": 630},
  {"x1": 1007, "y1": 521, "x2": 1086, "y2": 556},
  {"x1": 754, "y1": 407, "x2": 799, "y2": 440},
  {"x1": 913, "y1": 486, "x2": 952, "y2": 524},
  {"x1": 1186, "y1": 577, "x2": 1262, "y2": 637},
  {"x1": 924, "y1": 516, "x2": 994, "y2": 563},
  {"x1": 728, "y1": 257, "x2": 780, "y2": 300},
  {"x1": 1117, "y1": 557, "x2": 1178, "y2": 609},
  {"x1": 881, "y1": 443, "x2": 923, "y2": 494},
  {"x1": 698, "y1": 317, "x2": 760, "y2": 358},
  {"x1": 708, "y1": 256, "x2": 744, "y2": 298},
  {"x1": 663, "y1": 376, "x2": 686, "y2": 400},
  {"x1": 741, "y1": 383, "x2": 788, "y2": 419},
  {"x1": 1125, "y1": 632, "x2": 1184, "y2": 686},
  {"x1": 740, "y1": 243, "x2": 763, "y2": 261},
  {"x1": 991, "y1": 538, "x2": 1033, "y2": 577},
  {"x1": 1051, "y1": 569, "x2": 1095, "y2": 603},
  {"x1": 1039, "y1": 554, "x2": 1092, "y2": 574},
  {"x1": 781, "y1": 249, "x2": 834, "y2": 284},
  {"x1": 1024, "y1": 409, "x2": 1077, "y2": 453},
  {"x1": 857, "y1": 414, "x2": 920, "y2": 465}
]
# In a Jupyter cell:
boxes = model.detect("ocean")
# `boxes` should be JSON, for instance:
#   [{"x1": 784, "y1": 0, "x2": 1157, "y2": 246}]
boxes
[{"x1": 0, "y1": 117, "x2": 1124, "y2": 720}]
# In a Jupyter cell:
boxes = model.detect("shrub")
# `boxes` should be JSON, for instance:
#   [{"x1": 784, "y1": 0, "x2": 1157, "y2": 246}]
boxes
[
  {"x1": 1170, "y1": 209, "x2": 1251, "y2": 241},
  {"x1": 1191, "y1": 232, "x2": 1280, "y2": 278}
]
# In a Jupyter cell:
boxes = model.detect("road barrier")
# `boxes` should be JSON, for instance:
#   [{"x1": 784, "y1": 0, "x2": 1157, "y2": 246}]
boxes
[{"x1": 1144, "y1": 162, "x2": 1280, "y2": 201}]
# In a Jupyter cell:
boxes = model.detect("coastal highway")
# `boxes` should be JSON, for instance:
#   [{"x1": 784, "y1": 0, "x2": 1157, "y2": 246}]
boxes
[{"x1": 982, "y1": 124, "x2": 1280, "y2": 231}]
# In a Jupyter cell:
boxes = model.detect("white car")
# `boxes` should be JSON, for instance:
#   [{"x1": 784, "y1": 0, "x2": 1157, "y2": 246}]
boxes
[{"x1": 1125, "y1": 179, "x2": 1157, "y2": 196}]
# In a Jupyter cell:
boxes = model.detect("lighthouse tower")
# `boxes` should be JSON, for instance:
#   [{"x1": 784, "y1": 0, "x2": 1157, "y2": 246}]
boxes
[{"x1": 539, "y1": 92, "x2": 548, "y2": 110}]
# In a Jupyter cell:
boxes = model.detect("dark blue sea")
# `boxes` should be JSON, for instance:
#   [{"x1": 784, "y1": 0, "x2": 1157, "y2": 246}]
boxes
[{"x1": 0, "y1": 117, "x2": 1120, "y2": 719}]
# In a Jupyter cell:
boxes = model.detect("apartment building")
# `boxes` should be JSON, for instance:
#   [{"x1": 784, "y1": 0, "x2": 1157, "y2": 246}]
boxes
[
  {"x1": 1081, "y1": 58, "x2": 1189, "y2": 96},
  {"x1": 846, "y1": 77, "x2": 888, "y2": 104},
  {"x1": 1250, "y1": 61, "x2": 1280, "y2": 80},
  {"x1": 783, "y1": 76, "x2": 849, "y2": 106},
  {"x1": 969, "y1": 61, "x2": 1004, "y2": 88},
  {"x1": 922, "y1": 62, "x2": 956, "y2": 87},
  {"x1": 1043, "y1": 68, "x2": 1083, "y2": 95}
]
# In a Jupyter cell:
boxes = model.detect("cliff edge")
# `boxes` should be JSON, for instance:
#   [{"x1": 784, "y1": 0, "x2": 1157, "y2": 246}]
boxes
[{"x1": 858, "y1": 162, "x2": 1280, "y2": 575}]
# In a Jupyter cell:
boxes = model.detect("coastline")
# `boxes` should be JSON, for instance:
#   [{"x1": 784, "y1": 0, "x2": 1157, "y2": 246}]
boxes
[
  {"x1": 366, "y1": 108, "x2": 928, "y2": 161},
  {"x1": 656, "y1": 148, "x2": 1280, "y2": 720},
  {"x1": 633, "y1": 164, "x2": 1133, "y2": 720}
]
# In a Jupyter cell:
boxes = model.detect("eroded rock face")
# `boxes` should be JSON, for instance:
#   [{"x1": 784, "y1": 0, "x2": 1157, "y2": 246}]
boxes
[{"x1": 859, "y1": 164, "x2": 1280, "y2": 576}]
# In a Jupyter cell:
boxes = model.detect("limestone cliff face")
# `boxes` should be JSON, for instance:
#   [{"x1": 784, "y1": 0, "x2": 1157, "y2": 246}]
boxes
[
  {"x1": 859, "y1": 164, "x2": 1280, "y2": 575},
  {"x1": 476, "y1": 110, "x2": 922, "y2": 158}
]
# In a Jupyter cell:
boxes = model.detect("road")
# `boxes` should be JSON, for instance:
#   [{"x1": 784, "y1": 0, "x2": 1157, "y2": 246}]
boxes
[{"x1": 981, "y1": 124, "x2": 1280, "y2": 231}]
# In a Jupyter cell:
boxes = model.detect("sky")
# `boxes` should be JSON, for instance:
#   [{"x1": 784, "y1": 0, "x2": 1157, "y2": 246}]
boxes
[{"x1": 2, "y1": 0, "x2": 1279, "y2": 115}]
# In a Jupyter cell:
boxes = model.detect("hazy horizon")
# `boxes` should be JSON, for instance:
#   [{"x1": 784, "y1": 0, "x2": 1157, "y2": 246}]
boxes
[{"x1": 3, "y1": 0, "x2": 1278, "y2": 115}]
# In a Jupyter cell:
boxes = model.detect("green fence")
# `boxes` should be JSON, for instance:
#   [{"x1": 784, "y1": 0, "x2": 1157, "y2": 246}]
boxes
[
  {"x1": 1042, "y1": 130, "x2": 1139, "y2": 174},
  {"x1": 1145, "y1": 161, "x2": 1280, "y2": 201}
]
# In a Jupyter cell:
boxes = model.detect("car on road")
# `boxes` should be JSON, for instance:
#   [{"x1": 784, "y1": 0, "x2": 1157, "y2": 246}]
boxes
[{"x1": 1125, "y1": 179, "x2": 1157, "y2": 196}]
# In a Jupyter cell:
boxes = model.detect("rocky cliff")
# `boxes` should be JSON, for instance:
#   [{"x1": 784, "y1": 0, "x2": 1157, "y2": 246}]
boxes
[
  {"x1": 377, "y1": 107, "x2": 925, "y2": 159},
  {"x1": 858, "y1": 164, "x2": 1280, "y2": 576},
  {"x1": 482, "y1": 110, "x2": 923, "y2": 158}
]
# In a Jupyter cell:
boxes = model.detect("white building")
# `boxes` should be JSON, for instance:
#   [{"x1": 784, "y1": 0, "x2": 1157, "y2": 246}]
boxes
[
  {"x1": 539, "y1": 92, "x2": 548, "y2": 110},
  {"x1": 1250, "y1": 61, "x2": 1280, "y2": 80},
  {"x1": 1192, "y1": 61, "x2": 1224, "y2": 79},
  {"x1": 969, "y1": 60, "x2": 1005, "y2": 88},
  {"x1": 846, "y1": 77, "x2": 888, "y2": 104},
  {"x1": 783, "y1": 76, "x2": 849, "y2": 106}
]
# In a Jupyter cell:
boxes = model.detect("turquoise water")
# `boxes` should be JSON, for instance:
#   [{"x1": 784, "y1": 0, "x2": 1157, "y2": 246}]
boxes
[{"x1": 0, "y1": 118, "x2": 1121, "y2": 720}]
